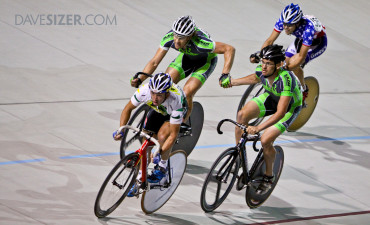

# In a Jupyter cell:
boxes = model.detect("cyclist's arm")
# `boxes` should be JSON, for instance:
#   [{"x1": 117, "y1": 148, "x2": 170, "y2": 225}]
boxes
[
  {"x1": 256, "y1": 95, "x2": 291, "y2": 131},
  {"x1": 160, "y1": 123, "x2": 181, "y2": 154},
  {"x1": 119, "y1": 101, "x2": 137, "y2": 127},
  {"x1": 261, "y1": 30, "x2": 280, "y2": 50},
  {"x1": 231, "y1": 73, "x2": 260, "y2": 86},
  {"x1": 139, "y1": 47, "x2": 168, "y2": 81},
  {"x1": 285, "y1": 45, "x2": 309, "y2": 70},
  {"x1": 213, "y1": 42, "x2": 235, "y2": 74}
]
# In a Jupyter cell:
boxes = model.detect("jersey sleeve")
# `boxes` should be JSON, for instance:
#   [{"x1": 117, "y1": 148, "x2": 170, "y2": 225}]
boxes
[
  {"x1": 169, "y1": 108, "x2": 184, "y2": 124},
  {"x1": 281, "y1": 73, "x2": 294, "y2": 97},
  {"x1": 130, "y1": 85, "x2": 145, "y2": 106},
  {"x1": 193, "y1": 31, "x2": 216, "y2": 53},
  {"x1": 302, "y1": 22, "x2": 316, "y2": 46},
  {"x1": 274, "y1": 17, "x2": 284, "y2": 32},
  {"x1": 159, "y1": 31, "x2": 174, "y2": 50}
]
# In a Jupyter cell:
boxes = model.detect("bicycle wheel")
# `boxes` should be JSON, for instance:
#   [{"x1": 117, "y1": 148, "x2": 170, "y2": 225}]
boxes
[
  {"x1": 120, "y1": 104, "x2": 150, "y2": 159},
  {"x1": 172, "y1": 101, "x2": 204, "y2": 156},
  {"x1": 94, "y1": 153, "x2": 140, "y2": 218},
  {"x1": 200, "y1": 148, "x2": 240, "y2": 212},
  {"x1": 141, "y1": 150, "x2": 187, "y2": 214},
  {"x1": 237, "y1": 83, "x2": 264, "y2": 126},
  {"x1": 245, "y1": 146, "x2": 284, "y2": 208},
  {"x1": 287, "y1": 76, "x2": 319, "y2": 132}
]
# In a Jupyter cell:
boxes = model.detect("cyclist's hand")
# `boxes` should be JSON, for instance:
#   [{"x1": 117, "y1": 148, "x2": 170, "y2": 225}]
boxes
[
  {"x1": 247, "y1": 126, "x2": 259, "y2": 135},
  {"x1": 250, "y1": 51, "x2": 261, "y2": 64},
  {"x1": 130, "y1": 76, "x2": 142, "y2": 88},
  {"x1": 219, "y1": 73, "x2": 232, "y2": 88},
  {"x1": 113, "y1": 129, "x2": 124, "y2": 141}
]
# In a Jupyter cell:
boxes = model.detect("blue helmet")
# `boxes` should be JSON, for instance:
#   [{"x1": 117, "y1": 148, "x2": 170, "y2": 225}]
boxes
[
  {"x1": 149, "y1": 73, "x2": 172, "y2": 93},
  {"x1": 281, "y1": 3, "x2": 303, "y2": 24}
]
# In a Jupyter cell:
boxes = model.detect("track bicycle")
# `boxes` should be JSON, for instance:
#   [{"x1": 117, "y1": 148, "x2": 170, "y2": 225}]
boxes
[
  {"x1": 94, "y1": 125, "x2": 187, "y2": 217},
  {"x1": 237, "y1": 76, "x2": 319, "y2": 131},
  {"x1": 120, "y1": 72, "x2": 204, "y2": 158},
  {"x1": 200, "y1": 119, "x2": 284, "y2": 212}
]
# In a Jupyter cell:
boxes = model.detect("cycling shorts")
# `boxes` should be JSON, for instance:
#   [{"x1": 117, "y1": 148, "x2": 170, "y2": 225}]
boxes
[
  {"x1": 143, "y1": 109, "x2": 170, "y2": 134},
  {"x1": 285, "y1": 35, "x2": 327, "y2": 68},
  {"x1": 252, "y1": 92, "x2": 302, "y2": 133},
  {"x1": 168, "y1": 53, "x2": 218, "y2": 84}
]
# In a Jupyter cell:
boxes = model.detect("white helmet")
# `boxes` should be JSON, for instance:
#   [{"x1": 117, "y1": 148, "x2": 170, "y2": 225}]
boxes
[
  {"x1": 149, "y1": 73, "x2": 172, "y2": 93},
  {"x1": 172, "y1": 15, "x2": 196, "y2": 37}
]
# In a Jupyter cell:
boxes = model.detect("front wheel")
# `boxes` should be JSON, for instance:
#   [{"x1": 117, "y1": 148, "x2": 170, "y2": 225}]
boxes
[
  {"x1": 245, "y1": 146, "x2": 284, "y2": 208},
  {"x1": 94, "y1": 153, "x2": 140, "y2": 218},
  {"x1": 287, "y1": 76, "x2": 319, "y2": 132},
  {"x1": 141, "y1": 150, "x2": 187, "y2": 214},
  {"x1": 200, "y1": 148, "x2": 240, "y2": 212}
]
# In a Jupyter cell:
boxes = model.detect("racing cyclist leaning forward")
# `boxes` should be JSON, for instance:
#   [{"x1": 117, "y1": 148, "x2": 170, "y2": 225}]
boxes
[
  {"x1": 131, "y1": 15, "x2": 235, "y2": 123},
  {"x1": 113, "y1": 72, "x2": 188, "y2": 196},
  {"x1": 221, "y1": 45, "x2": 302, "y2": 195}
]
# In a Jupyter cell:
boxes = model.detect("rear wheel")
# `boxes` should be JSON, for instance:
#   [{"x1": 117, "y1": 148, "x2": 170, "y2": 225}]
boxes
[
  {"x1": 94, "y1": 153, "x2": 140, "y2": 218},
  {"x1": 141, "y1": 150, "x2": 187, "y2": 214},
  {"x1": 173, "y1": 101, "x2": 204, "y2": 156},
  {"x1": 245, "y1": 146, "x2": 284, "y2": 208},
  {"x1": 287, "y1": 76, "x2": 319, "y2": 131},
  {"x1": 200, "y1": 148, "x2": 240, "y2": 212}
]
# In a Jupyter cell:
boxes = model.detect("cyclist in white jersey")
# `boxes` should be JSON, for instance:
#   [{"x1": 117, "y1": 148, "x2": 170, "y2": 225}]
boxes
[{"x1": 113, "y1": 73, "x2": 187, "y2": 195}]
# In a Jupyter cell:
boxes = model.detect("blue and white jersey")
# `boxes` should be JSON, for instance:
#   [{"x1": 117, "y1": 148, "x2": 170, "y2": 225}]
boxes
[{"x1": 274, "y1": 15, "x2": 326, "y2": 46}]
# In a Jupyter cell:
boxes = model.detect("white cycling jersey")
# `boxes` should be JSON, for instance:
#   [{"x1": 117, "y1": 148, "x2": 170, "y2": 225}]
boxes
[{"x1": 130, "y1": 83, "x2": 187, "y2": 124}]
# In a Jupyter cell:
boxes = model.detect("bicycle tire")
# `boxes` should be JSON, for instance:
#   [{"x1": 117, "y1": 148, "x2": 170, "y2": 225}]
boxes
[
  {"x1": 120, "y1": 104, "x2": 150, "y2": 159},
  {"x1": 237, "y1": 83, "x2": 264, "y2": 126},
  {"x1": 287, "y1": 76, "x2": 319, "y2": 132},
  {"x1": 245, "y1": 146, "x2": 284, "y2": 208},
  {"x1": 200, "y1": 148, "x2": 240, "y2": 212},
  {"x1": 94, "y1": 153, "x2": 140, "y2": 218},
  {"x1": 141, "y1": 150, "x2": 187, "y2": 214},
  {"x1": 173, "y1": 101, "x2": 204, "y2": 156}
]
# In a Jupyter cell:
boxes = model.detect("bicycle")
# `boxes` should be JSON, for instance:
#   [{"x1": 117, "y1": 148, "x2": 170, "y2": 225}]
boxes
[
  {"x1": 94, "y1": 125, "x2": 187, "y2": 217},
  {"x1": 237, "y1": 76, "x2": 319, "y2": 132},
  {"x1": 200, "y1": 119, "x2": 284, "y2": 212},
  {"x1": 120, "y1": 72, "x2": 204, "y2": 159}
]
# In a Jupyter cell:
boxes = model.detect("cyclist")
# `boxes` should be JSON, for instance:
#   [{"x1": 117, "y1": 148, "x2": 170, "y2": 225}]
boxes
[
  {"x1": 220, "y1": 45, "x2": 302, "y2": 194},
  {"x1": 113, "y1": 72, "x2": 187, "y2": 196},
  {"x1": 250, "y1": 3, "x2": 327, "y2": 102},
  {"x1": 131, "y1": 15, "x2": 235, "y2": 122}
]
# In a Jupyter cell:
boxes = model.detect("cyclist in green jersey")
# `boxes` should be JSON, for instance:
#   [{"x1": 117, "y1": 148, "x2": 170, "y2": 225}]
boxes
[
  {"x1": 131, "y1": 15, "x2": 235, "y2": 122},
  {"x1": 220, "y1": 45, "x2": 302, "y2": 194}
]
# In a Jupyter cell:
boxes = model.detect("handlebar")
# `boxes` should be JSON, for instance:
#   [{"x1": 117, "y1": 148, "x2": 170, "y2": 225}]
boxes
[
  {"x1": 217, "y1": 119, "x2": 261, "y2": 151},
  {"x1": 118, "y1": 125, "x2": 161, "y2": 156},
  {"x1": 133, "y1": 72, "x2": 152, "y2": 79}
]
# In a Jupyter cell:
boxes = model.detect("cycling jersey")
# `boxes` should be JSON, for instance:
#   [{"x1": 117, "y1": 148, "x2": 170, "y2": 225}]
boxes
[
  {"x1": 131, "y1": 83, "x2": 187, "y2": 124},
  {"x1": 274, "y1": 15, "x2": 326, "y2": 47},
  {"x1": 253, "y1": 65, "x2": 302, "y2": 132},
  {"x1": 160, "y1": 28, "x2": 218, "y2": 84}
]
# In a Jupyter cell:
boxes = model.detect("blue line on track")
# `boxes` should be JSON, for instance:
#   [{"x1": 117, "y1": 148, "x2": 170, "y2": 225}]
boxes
[{"x1": 1, "y1": 136, "x2": 369, "y2": 166}]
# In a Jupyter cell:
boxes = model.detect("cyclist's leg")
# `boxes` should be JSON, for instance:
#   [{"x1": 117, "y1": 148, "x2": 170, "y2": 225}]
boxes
[
  {"x1": 184, "y1": 55, "x2": 217, "y2": 121},
  {"x1": 156, "y1": 121, "x2": 172, "y2": 160},
  {"x1": 166, "y1": 53, "x2": 186, "y2": 84},
  {"x1": 285, "y1": 38, "x2": 305, "y2": 87},
  {"x1": 236, "y1": 92, "x2": 273, "y2": 144}
]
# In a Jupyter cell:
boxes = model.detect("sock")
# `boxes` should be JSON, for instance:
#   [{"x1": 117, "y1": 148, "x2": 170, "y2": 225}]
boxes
[
  {"x1": 136, "y1": 170, "x2": 142, "y2": 181},
  {"x1": 158, "y1": 160, "x2": 168, "y2": 169}
]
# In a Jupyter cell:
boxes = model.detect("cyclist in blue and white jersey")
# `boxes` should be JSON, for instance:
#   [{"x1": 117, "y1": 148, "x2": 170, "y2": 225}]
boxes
[{"x1": 251, "y1": 3, "x2": 327, "y2": 102}]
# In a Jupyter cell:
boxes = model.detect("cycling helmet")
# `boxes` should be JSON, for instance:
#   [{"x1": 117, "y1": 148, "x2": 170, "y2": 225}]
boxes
[
  {"x1": 149, "y1": 72, "x2": 172, "y2": 93},
  {"x1": 172, "y1": 15, "x2": 196, "y2": 37},
  {"x1": 281, "y1": 3, "x2": 303, "y2": 24},
  {"x1": 260, "y1": 44, "x2": 286, "y2": 64}
]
